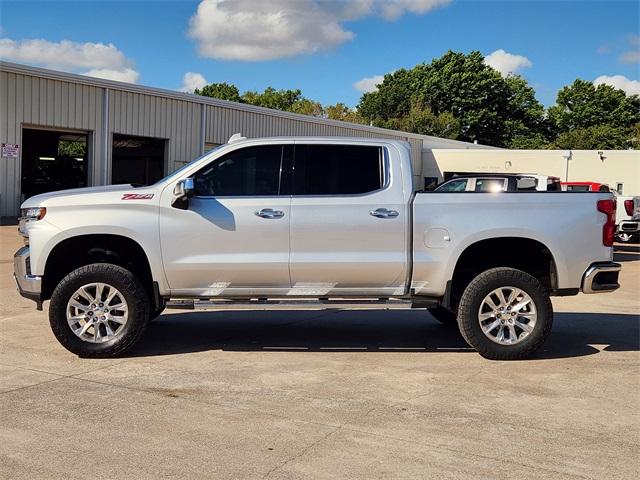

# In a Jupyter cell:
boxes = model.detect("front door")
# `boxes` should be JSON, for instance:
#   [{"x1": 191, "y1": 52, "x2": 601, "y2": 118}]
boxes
[
  {"x1": 288, "y1": 143, "x2": 408, "y2": 296},
  {"x1": 159, "y1": 144, "x2": 292, "y2": 297}
]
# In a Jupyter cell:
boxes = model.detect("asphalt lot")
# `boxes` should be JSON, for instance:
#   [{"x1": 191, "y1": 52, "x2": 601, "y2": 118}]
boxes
[{"x1": 1, "y1": 225, "x2": 638, "y2": 479}]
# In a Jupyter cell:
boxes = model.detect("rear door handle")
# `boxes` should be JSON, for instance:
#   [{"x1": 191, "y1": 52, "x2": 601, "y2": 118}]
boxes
[
  {"x1": 370, "y1": 208, "x2": 399, "y2": 218},
  {"x1": 255, "y1": 208, "x2": 285, "y2": 219}
]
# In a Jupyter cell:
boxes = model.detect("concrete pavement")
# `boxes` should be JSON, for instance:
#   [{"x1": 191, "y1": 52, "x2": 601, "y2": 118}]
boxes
[{"x1": 1, "y1": 226, "x2": 638, "y2": 479}]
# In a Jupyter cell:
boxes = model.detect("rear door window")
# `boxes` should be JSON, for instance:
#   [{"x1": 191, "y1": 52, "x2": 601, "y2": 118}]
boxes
[{"x1": 293, "y1": 145, "x2": 384, "y2": 195}]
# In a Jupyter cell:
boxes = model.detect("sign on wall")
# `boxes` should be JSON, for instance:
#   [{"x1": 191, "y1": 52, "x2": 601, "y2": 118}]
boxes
[{"x1": 1, "y1": 143, "x2": 19, "y2": 158}]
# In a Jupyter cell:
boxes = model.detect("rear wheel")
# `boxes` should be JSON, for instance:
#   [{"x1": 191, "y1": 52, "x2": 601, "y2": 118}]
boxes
[
  {"x1": 49, "y1": 263, "x2": 149, "y2": 357},
  {"x1": 428, "y1": 306, "x2": 457, "y2": 325},
  {"x1": 457, "y1": 267, "x2": 553, "y2": 360}
]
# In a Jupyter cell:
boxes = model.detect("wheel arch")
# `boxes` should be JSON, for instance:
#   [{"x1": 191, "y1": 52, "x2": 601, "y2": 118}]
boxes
[
  {"x1": 42, "y1": 234, "x2": 155, "y2": 301},
  {"x1": 446, "y1": 236, "x2": 558, "y2": 309}
]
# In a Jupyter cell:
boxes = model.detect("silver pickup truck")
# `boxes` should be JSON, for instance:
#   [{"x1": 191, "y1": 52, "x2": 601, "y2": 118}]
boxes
[{"x1": 15, "y1": 136, "x2": 621, "y2": 360}]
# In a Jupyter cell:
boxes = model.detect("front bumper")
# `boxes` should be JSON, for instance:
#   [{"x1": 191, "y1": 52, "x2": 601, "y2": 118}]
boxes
[
  {"x1": 581, "y1": 262, "x2": 621, "y2": 294},
  {"x1": 13, "y1": 246, "x2": 43, "y2": 308}
]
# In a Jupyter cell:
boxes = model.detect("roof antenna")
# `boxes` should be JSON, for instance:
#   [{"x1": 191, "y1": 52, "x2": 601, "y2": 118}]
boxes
[{"x1": 228, "y1": 133, "x2": 246, "y2": 143}]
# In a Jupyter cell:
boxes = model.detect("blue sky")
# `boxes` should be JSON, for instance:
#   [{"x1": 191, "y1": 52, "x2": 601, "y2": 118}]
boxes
[{"x1": 1, "y1": 0, "x2": 638, "y2": 106}]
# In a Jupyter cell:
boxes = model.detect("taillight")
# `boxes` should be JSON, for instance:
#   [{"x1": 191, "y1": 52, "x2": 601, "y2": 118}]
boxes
[
  {"x1": 624, "y1": 199, "x2": 634, "y2": 217},
  {"x1": 597, "y1": 199, "x2": 616, "y2": 247}
]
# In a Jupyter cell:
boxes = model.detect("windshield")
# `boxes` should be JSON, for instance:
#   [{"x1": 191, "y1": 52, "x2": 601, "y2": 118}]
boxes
[{"x1": 151, "y1": 145, "x2": 225, "y2": 186}]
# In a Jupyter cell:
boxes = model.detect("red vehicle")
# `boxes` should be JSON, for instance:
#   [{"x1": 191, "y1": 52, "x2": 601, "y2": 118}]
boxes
[{"x1": 561, "y1": 182, "x2": 610, "y2": 192}]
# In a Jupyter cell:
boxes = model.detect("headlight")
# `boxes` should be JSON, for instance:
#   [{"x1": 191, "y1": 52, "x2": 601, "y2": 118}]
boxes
[{"x1": 21, "y1": 207, "x2": 47, "y2": 221}]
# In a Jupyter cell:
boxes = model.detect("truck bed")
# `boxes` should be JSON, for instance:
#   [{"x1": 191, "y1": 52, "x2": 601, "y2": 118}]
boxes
[{"x1": 410, "y1": 192, "x2": 613, "y2": 297}]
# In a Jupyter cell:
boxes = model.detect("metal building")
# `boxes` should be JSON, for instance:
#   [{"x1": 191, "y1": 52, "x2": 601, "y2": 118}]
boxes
[{"x1": 0, "y1": 61, "x2": 490, "y2": 219}]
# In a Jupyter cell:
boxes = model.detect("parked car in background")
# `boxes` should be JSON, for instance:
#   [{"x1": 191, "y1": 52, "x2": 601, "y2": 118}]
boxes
[
  {"x1": 562, "y1": 182, "x2": 610, "y2": 193},
  {"x1": 434, "y1": 174, "x2": 562, "y2": 193},
  {"x1": 15, "y1": 136, "x2": 620, "y2": 360},
  {"x1": 616, "y1": 196, "x2": 640, "y2": 243}
]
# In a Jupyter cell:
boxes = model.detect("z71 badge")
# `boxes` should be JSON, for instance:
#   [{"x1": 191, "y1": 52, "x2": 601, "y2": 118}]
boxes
[{"x1": 121, "y1": 193, "x2": 154, "y2": 200}]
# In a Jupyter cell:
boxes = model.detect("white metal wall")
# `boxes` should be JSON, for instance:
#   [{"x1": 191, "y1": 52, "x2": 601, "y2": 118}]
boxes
[{"x1": 0, "y1": 70, "x2": 104, "y2": 216}]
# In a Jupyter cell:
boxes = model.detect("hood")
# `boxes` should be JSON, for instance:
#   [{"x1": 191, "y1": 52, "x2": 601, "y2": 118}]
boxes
[{"x1": 21, "y1": 184, "x2": 156, "y2": 208}]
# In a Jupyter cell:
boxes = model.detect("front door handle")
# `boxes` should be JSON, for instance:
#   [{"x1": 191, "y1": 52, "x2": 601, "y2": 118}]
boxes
[
  {"x1": 370, "y1": 208, "x2": 399, "y2": 218},
  {"x1": 255, "y1": 208, "x2": 285, "y2": 219}
]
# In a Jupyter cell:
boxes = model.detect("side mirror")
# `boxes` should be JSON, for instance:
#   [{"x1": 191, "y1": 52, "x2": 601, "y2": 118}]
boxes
[{"x1": 174, "y1": 178, "x2": 195, "y2": 198}]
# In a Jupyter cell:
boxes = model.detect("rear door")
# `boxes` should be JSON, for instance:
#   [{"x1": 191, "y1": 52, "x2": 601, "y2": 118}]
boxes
[{"x1": 288, "y1": 143, "x2": 408, "y2": 296}]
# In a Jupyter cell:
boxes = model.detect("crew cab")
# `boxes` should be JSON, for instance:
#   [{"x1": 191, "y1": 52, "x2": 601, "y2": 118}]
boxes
[{"x1": 15, "y1": 136, "x2": 621, "y2": 360}]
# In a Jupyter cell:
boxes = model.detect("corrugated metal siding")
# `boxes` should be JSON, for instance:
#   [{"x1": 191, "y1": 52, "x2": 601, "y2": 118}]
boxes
[
  {"x1": 108, "y1": 91, "x2": 202, "y2": 177},
  {"x1": 0, "y1": 71, "x2": 104, "y2": 216}
]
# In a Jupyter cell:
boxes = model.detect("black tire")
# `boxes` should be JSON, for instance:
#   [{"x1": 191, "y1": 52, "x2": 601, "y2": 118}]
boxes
[
  {"x1": 457, "y1": 267, "x2": 553, "y2": 360},
  {"x1": 49, "y1": 263, "x2": 150, "y2": 357},
  {"x1": 428, "y1": 306, "x2": 457, "y2": 325},
  {"x1": 148, "y1": 300, "x2": 166, "y2": 323}
]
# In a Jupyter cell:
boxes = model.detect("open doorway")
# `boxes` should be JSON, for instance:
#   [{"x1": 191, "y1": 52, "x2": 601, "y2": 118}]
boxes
[
  {"x1": 21, "y1": 128, "x2": 89, "y2": 200},
  {"x1": 112, "y1": 134, "x2": 165, "y2": 185}
]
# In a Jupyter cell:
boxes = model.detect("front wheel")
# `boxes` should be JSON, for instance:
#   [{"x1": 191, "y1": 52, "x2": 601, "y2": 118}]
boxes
[
  {"x1": 457, "y1": 267, "x2": 553, "y2": 360},
  {"x1": 49, "y1": 263, "x2": 150, "y2": 357}
]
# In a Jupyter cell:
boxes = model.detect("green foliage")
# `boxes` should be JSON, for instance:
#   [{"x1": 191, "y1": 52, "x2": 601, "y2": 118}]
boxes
[
  {"x1": 241, "y1": 87, "x2": 303, "y2": 111},
  {"x1": 386, "y1": 99, "x2": 460, "y2": 139},
  {"x1": 548, "y1": 80, "x2": 640, "y2": 131},
  {"x1": 551, "y1": 125, "x2": 632, "y2": 150},
  {"x1": 194, "y1": 82, "x2": 241, "y2": 102},
  {"x1": 546, "y1": 80, "x2": 639, "y2": 149},
  {"x1": 325, "y1": 103, "x2": 366, "y2": 124},
  {"x1": 192, "y1": 55, "x2": 639, "y2": 149},
  {"x1": 58, "y1": 140, "x2": 86, "y2": 157},
  {"x1": 357, "y1": 51, "x2": 548, "y2": 146}
]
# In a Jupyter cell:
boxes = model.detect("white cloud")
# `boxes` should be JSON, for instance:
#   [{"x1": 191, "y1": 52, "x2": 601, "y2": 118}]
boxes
[
  {"x1": 619, "y1": 50, "x2": 640, "y2": 64},
  {"x1": 379, "y1": 0, "x2": 452, "y2": 20},
  {"x1": 0, "y1": 37, "x2": 139, "y2": 83},
  {"x1": 82, "y1": 68, "x2": 140, "y2": 83},
  {"x1": 484, "y1": 49, "x2": 532, "y2": 76},
  {"x1": 188, "y1": 0, "x2": 451, "y2": 61},
  {"x1": 179, "y1": 72, "x2": 208, "y2": 93},
  {"x1": 594, "y1": 75, "x2": 640, "y2": 96},
  {"x1": 353, "y1": 74, "x2": 385, "y2": 93}
]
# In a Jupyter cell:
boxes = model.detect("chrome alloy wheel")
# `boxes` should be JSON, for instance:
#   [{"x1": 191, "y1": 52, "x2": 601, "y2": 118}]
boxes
[
  {"x1": 477, "y1": 287, "x2": 537, "y2": 346},
  {"x1": 66, "y1": 283, "x2": 128, "y2": 343}
]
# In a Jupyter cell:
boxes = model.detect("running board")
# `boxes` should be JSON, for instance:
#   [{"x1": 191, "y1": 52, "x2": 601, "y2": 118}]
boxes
[{"x1": 165, "y1": 298, "x2": 435, "y2": 311}]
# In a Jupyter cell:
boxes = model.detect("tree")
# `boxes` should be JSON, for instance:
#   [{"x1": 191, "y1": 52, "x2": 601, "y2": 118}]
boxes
[
  {"x1": 548, "y1": 80, "x2": 640, "y2": 132},
  {"x1": 551, "y1": 125, "x2": 632, "y2": 150},
  {"x1": 547, "y1": 80, "x2": 640, "y2": 149},
  {"x1": 325, "y1": 103, "x2": 366, "y2": 124},
  {"x1": 389, "y1": 99, "x2": 460, "y2": 139},
  {"x1": 194, "y1": 82, "x2": 241, "y2": 102},
  {"x1": 357, "y1": 51, "x2": 547, "y2": 146}
]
